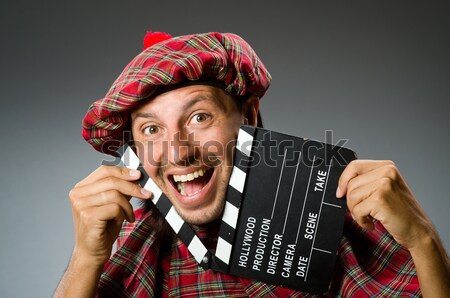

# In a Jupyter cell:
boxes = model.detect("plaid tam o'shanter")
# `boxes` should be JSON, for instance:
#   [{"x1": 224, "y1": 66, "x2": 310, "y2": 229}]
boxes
[
  {"x1": 82, "y1": 32, "x2": 271, "y2": 155},
  {"x1": 96, "y1": 208, "x2": 421, "y2": 297}
]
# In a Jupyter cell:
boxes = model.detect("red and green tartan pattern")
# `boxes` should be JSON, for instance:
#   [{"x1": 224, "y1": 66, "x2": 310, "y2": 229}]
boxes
[
  {"x1": 96, "y1": 209, "x2": 421, "y2": 297},
  {"x1": 82, "y1": 32, "x2": 271, "y2": 154}
]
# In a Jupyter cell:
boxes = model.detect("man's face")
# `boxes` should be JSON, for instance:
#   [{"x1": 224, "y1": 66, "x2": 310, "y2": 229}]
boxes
[{"x1": 131, "y1": 85, "x2": 245, "y2": 225}]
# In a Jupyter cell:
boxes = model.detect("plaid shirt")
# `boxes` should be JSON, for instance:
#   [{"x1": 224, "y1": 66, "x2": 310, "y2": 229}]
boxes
[{"x1": 96, "y1": 208, "x2": 421, "y2": 297}]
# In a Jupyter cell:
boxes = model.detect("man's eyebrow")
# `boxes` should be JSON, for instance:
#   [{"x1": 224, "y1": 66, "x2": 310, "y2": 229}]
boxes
[
  {"x1": 133, "y1": 93, "x2": 227, "y2": 120},
  {"x1": 185, "y1": 94, "x2": 227, "y2": 112},
  {"x1": 133, "y1": 112, "x2": 159, "y2": 119}
]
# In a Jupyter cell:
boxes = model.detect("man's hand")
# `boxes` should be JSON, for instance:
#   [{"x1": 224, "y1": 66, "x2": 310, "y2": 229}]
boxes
[
  {"x1": 336, "y1": 160, "x2": 431, "y2": 249},
  {"x1": 337, "y1": 160, "x2": 450, "y2": 297},
  {"x1": 54, "y1": 165, "x2": 152, "y2": 297},
  {"x1": 69, "y1": 165, "x2": 152, "y2": 265}
]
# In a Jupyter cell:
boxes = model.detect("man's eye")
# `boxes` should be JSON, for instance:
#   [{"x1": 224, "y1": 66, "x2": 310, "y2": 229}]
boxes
[
  {"x1": 192, "y1": 113, "x2": 209, "y2": 124},
  {"x1": 143, "y1": 126, "x2": 159, "y2": 135}
]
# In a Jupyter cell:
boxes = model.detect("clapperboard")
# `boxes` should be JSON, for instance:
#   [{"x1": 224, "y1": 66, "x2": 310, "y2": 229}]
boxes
[{"x1": 113, "y1": 125, "x2": 356, "y2": 294}]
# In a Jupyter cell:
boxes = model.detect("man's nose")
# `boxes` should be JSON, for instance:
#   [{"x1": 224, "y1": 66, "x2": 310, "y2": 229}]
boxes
[{"x1": 167, "y1": 130, "x2": 198, "y2": 166}]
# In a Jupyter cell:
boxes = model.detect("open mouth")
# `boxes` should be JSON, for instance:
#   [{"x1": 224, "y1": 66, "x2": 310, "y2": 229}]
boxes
[{"x1": 169, "y1": 167, "x2": 214, "y2": 197}]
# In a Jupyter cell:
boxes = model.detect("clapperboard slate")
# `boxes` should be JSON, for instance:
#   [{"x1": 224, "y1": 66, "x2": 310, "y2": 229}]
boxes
[{"x1": 114, "y1": 125, "x2": 356, "y2": 294}]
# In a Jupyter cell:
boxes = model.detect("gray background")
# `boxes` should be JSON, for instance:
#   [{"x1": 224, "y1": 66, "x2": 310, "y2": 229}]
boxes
[{"x1": 1, "y1": 1, "x2": 449, "y2": 297}]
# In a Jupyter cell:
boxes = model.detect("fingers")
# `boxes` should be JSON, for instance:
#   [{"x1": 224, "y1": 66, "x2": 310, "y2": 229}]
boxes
[
  {"x1": 72, "y1": 176, "x2": 152, "y2": 200},
  {"x1": 95, "y1": 203, "x2": 126, "y2": 223},
  {"x1": 69, "y1": 165, "x2": 153, "y2": 264},
  {"x1": 336, "y1": 160, "x2": 396, "y2": 198},
  {"x1": 345, "y1": 177, "x2": 385, "y2": 230},
  {"x1": 336, "y1": 159, "x2": 435, "y2": 249},
  {"x1": 76, "y1": 165, "x2": 141, "y2": 188},
  {"x1": 70, "y1": 165, "x2": 153, "y2": 225},
  {"x1": 344, "y1": 163, "x2": 400, "y2": 202},
  {"x1": 345, "y1": 178, "x2": 378, "y2": 213},
  {"x1": 338, "y1": 160, "x2": 400, "y2": 231},
  {"x1": 351, "y1": 195, "x2": 378, "y2": 231},
  {"x1": 79, "y1": 203, "x2": 126, "y2": 225},
  {"x1": 73, "y1": 190, "x2": 136, "y2": 223},
  {"x1": 77, "y1": 203, "x2": 127, "y2": 250}
]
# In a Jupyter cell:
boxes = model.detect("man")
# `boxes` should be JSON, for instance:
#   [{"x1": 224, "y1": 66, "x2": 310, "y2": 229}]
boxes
[{"x1": 55, "y1": 32, "x2": 450, "y2": 297}]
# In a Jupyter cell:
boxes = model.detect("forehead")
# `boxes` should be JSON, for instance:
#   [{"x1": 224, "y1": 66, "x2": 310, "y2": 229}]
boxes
[{"x1": 131, "y1": 84, "x2": 236, "y2": 116}]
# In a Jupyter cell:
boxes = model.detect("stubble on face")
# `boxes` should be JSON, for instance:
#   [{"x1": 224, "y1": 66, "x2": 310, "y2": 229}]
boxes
[
  {"x1": 131, "y1": 85, "x2": 243, "y2": 226},
  {"x1": 154, "y1": 146, "x2": 234, "y2": 226}
]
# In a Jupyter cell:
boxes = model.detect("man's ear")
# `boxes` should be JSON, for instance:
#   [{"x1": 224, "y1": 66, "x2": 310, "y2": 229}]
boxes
[{"x1": 241, "y1": 95, "x2": 260, "y2": 127}]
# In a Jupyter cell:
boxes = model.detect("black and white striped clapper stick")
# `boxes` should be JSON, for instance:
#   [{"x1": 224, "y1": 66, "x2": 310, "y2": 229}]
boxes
[{"x1": 107, "y1": 125, "x2": 255, "y2": 272}]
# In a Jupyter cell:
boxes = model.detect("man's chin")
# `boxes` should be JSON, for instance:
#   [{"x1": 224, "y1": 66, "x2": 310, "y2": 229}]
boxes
[
  {"x1": 176, "y1": 203, "x2": 225, "y2": 226},
  {"x1": 141, "y1": 199, "x2": 221, "y2": 226}
]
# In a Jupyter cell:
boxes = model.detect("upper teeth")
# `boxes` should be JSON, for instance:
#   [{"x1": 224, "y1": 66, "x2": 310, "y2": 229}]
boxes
[{"x1": 173, "y1": 168, "x2": 205, "y2": 182}]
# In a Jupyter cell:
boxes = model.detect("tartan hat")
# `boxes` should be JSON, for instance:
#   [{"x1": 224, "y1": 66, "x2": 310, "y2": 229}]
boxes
[{"x1": 82, "y1": 32, "x2": 272, "y2": 154}]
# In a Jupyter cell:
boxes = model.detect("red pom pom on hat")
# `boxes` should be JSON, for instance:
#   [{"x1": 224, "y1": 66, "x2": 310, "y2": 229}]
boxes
[{"x1": 142, "y1": 31, "x2": 173, "y2": 50}]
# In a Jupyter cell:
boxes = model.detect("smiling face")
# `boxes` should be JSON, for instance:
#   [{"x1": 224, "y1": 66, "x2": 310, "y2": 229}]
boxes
[{"x1": 131, "y1": 85, "x2": 259, "y2": 225}]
